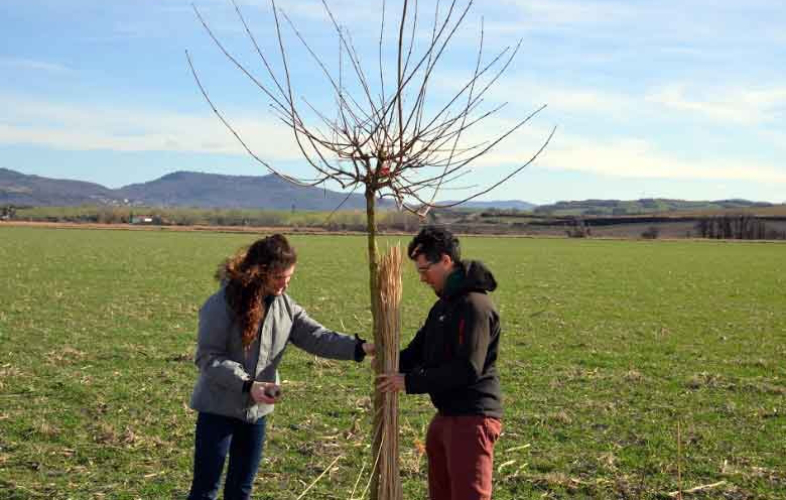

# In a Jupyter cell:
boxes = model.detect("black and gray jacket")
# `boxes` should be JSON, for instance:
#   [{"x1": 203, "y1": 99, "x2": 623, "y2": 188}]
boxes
[
  {"x1": 190, "y1": 288, "x2": 364, "y2": 423},
  {"x1": 399, "y1": 260, "x2": 502, "y2": 419}
]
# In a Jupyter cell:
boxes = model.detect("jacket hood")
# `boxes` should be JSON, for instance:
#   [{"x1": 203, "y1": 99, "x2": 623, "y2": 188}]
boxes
[{"x1": 443, "y1": 260, "x2": 497, "y2": 298}]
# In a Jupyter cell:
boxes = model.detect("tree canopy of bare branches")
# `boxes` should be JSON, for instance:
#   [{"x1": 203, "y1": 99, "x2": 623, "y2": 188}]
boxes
[{"x1": 188, "y1": 0, "x2": 554, "y2": 216}]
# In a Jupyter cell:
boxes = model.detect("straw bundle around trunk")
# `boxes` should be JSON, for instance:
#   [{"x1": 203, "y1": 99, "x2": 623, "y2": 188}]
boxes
[{"x1": 373, "y1": 244, "x2": 403, "y2": 500}]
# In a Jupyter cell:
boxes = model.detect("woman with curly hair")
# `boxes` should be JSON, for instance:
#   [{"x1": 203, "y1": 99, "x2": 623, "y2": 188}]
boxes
[{"x1": 187, "y1": 234, "x2": 374, "y2": 500}]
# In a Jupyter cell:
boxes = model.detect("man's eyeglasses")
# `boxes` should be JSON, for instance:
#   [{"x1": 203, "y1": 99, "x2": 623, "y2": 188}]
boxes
[{"x1": 416, "y1": 261, "x2": 436, "y2": 274}]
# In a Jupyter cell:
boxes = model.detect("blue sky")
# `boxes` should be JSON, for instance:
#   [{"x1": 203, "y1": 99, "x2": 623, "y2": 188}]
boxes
[{"x1": 1, "y1": 0, "x2": 784, "y2": 204}]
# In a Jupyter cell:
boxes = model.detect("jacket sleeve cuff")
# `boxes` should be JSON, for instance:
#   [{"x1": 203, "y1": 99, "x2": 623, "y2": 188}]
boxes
[
  {"x1": 241, "y1": 379, "x2": 254, "y2": 393},
  {"x1": 353, "y1": 334, "x2": 366, "y2": 362},
  {"x1": 404, "y1": 370, "x2": 427, "y2": 394}
]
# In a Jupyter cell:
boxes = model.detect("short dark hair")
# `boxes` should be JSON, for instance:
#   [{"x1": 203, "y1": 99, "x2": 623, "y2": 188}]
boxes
[{"x1": 408, "y1": 226, "x2": 461, "y2": 264}]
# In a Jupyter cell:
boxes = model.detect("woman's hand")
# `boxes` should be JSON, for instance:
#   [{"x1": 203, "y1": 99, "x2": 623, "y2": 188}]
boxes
[
  {"x1": 250, "y1": 382, "x2": 282, "y2": 404},
  {"x1": 362, "y1": 342, "x2": 376, "y2": 357}
]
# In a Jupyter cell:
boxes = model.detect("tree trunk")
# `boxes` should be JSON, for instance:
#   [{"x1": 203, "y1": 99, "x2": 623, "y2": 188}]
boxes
[{"x1": 365, "y1": 187, "x2": 383, "y2": 500}]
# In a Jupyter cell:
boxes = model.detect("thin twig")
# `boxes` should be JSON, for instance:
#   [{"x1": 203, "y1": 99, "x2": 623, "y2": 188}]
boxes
[
  {"x1": 185, "y1": 50, "x2": 322, "y2": 187},
  {"x1": 677, "y1": 421, "x2": 683, "y2": 500},
  {"x1": 295, "y1": 454, "x2": 344, "y2": 500},
  {"x1": 668, "y1": 481, "x2": 727, "y2": 498}
]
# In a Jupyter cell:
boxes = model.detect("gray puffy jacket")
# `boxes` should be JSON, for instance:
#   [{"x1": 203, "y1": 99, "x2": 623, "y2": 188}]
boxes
[{"x1": 190, "y1": 288, "x2": 359, "y2": 423}]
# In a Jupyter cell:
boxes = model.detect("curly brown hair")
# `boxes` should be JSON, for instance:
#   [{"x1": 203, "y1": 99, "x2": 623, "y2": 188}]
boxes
[{"x1": 215, "y1": 234, "x2": 297, "y2": 350}]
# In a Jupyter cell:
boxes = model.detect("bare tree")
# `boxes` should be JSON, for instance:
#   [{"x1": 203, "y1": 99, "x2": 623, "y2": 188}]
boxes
[{"x1": 187, "y1": 1, "x2": 555, "y2": 498}]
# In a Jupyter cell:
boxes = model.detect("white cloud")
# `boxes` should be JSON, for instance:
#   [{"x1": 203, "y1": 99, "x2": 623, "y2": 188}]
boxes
[
  {"x1": 438, "y1": 73, "x2": 786, "y2": 133},
  {"x1": 501, "y1": 0, "x2": 636, "y2": 28},
  {"x1": 761, "y1": 130, "x2": 786, "y2": 152},
  {"x1": 0, "y1": 94, "x2": 305, "y2": 160},
  {"x1": 2, "y1": 82, "x2": 784, "y2": 188},
  {"x1": 496, "y1": 0, "x2": 786, "y2": 51},
  {"x1": 472, "y1": 126, "x2": 786, "y2": 184},
  {"x1": 645, "y1": 84, "x2": 786, "y2": 126},
  {"x1": 429, "y1": 71, "x2": 637, "y2": 118},
  {"x1": 502, "y1": 82, "x2": 635, "y2": 117},
  {"x1": 0, "y1": 57, "x2": 73, "y2": 74},
  {"x1": 187, "y1": 0, "x2": 382, "y2": 32},
  {"x1": 543, "y1": 136, "x2": 786, "y2": 184}
]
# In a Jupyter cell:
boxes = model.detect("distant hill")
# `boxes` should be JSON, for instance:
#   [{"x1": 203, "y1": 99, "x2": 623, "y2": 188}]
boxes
[
  {"x1": 533, "y1": 198, "x2": 775, "y2": 216},
  {"x1": 2, "y1": 168, "x2": 778, "y2": 216},
  {"x1": 449, "y1": 200, "x2": 536, "y2": 211},
  {"x1": 0, "y1": 168, "x2": 540, "y2": 212},
  {"x1": 0, "y1": 168, "x2": 387, "y2": 211},
  {"x1": 0, "y1": 168, "x2": 117, "y2": 206},
  {"x1": 113, "y1": 171, "x2": 389, "y2": 211}
]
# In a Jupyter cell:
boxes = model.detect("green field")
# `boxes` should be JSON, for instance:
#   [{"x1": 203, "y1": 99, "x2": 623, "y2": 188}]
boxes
[{"x1": 1, "y1": 227, "x2": 784, "y2": 499}]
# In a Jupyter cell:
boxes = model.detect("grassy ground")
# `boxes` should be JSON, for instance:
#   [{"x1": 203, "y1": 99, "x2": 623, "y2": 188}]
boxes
[{"x1": 0, "y1": 227, "x2": 784, "y2": 499}]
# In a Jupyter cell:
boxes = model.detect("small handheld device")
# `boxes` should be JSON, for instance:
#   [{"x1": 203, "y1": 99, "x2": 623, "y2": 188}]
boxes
[{"x1": 263, "y1": 385, "x2": 282, "y2": 399}]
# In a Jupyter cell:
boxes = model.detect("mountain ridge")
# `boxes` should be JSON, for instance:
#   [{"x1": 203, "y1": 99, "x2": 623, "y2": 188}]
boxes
[
  {"x1": 1, "y1": 168, "x2": 538, "y2": 211},
  {"x1": 3, "y1": 168, "x2": 778, "y2": 214},
  {"x1": 0, "y1": 168, "x2": 382, "y2": 211}
]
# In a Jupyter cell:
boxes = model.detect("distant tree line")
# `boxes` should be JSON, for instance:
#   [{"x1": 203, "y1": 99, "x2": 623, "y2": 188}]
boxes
[
  {"x1": 565, "y1": 219, "x2": 591, "y2": 238},
  {"x1": 694, "y1": 215, "x2": 785, "y2": 240},
  {"x1": 6, "y1": 205, "x2": 422, "y2": 232},
  {"x1": 1, "y1": 205, "x2": 17, "y2": 219}
]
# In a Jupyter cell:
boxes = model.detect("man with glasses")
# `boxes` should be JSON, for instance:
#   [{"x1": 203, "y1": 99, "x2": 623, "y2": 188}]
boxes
[{"x1": 377, "y1": 226, "x2": 503, "y2": 500}]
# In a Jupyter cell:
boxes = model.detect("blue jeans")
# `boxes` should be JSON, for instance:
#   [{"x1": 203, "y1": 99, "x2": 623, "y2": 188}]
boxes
[{"x1": 187, "y1": 412, "x2": 267, "y2": 500}]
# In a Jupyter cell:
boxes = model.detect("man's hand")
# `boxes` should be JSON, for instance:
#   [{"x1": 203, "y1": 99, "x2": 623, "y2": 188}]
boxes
[
  {"x1": 362, "y1": 342, "x2": 376, "y2": 357},
  {"x1": 376, "y1": 373, "x2": 406, "y2": 393},
  {"x1": 250, "y1": 382, "x2": 281, "y2": 404}
]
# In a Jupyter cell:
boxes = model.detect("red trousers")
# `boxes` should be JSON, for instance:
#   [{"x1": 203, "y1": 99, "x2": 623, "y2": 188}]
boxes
[{"x1": 425, "y1": 414, "x2": 502, "y2": 500}]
